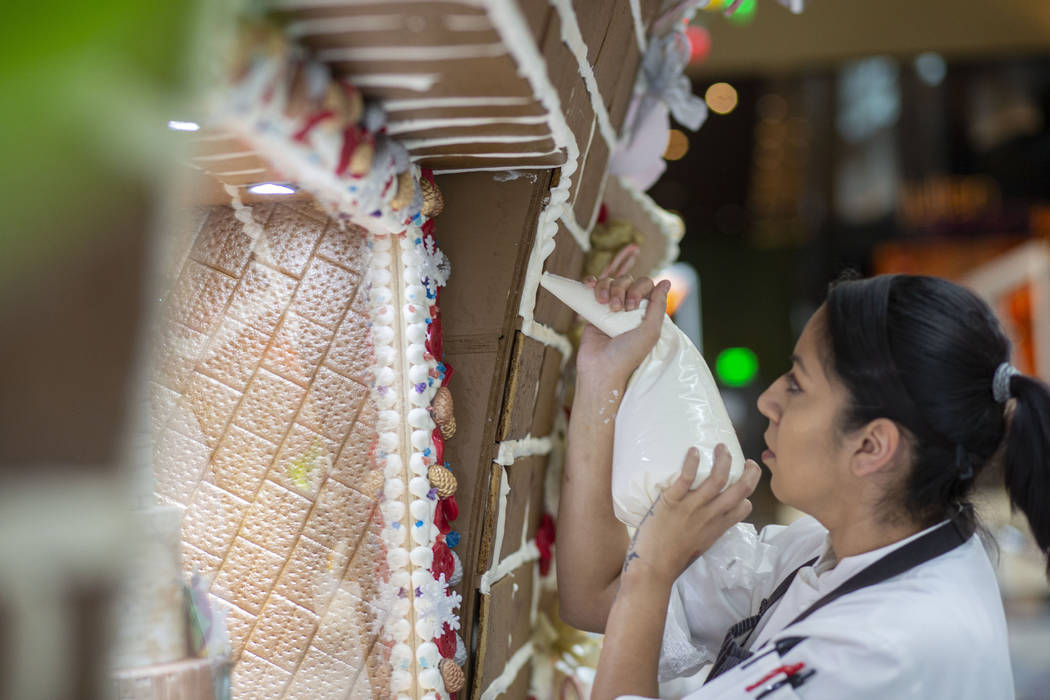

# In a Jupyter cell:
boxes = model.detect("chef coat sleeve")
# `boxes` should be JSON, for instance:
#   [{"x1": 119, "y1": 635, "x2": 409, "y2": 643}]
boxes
[{"x1": 659, "y1": 517, "x2": 828, "y2": 682}]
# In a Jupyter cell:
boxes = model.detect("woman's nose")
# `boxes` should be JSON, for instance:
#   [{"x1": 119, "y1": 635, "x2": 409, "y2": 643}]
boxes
[{"x1": 757, "y1": 382, "x2": 779, "y2": 422}]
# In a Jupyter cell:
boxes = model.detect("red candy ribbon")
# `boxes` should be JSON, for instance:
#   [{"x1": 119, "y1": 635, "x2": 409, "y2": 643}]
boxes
[{"x1": 536, "y1": 513, "x2": 556, "y2": 577}]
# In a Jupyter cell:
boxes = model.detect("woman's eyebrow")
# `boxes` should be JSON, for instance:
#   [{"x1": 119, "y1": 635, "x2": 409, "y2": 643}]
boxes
[{"x1": 790, "y1": 354, "x2": 809, "y2": 377}]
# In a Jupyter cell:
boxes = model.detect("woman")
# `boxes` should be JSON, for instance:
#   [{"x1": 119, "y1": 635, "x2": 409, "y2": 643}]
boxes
[{"x1": 557, "y1": 272, "x2": 1050, "y2": 699}]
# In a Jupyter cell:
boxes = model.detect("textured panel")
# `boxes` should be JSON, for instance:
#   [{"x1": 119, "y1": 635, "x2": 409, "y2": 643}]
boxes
[{"x1": 152, "y1": 202, "x2": 389, "y2": 698}]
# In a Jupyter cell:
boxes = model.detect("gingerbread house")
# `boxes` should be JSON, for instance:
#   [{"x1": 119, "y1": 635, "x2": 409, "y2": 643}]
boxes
[{"x1": 137, "y1": 1, "x2": 706, "y2": 698}]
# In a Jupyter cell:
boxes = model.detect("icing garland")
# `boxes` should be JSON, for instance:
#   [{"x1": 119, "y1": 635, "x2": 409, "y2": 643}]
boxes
[
  {"x1": 372, "y1": 224, "x2": 466, "y2": 700},
  {"x1": 210, "y1": 30, "x2": 443, "y2": 237}
]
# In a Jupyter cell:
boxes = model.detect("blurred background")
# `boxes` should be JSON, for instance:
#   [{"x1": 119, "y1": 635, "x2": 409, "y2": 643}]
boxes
[{"x1": 658, "y1": 1, "x2": 1050, "y2": 697}]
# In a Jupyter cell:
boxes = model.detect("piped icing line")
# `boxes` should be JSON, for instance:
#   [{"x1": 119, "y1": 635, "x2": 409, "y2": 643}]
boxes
[
  {"x1": 628, "y1": 0, "x2": 648, "y2": 52},
  {"x1": 480, "y1": 540, "x2": 541, "y2": 595},
  {"x1": 520, "y1": 321, "x2": 573, "y2": 366},
  {"x1": 616, "y1": 175, "x2": 684, "y2": 273},
  {"x1": 287, "y1": 14, "x2": 409, "y2": 36},
  {"x1": 494, "y1": 434, "x2": 554, "y2": 466},
  {"x1": 403, "y1": 135, "x2": 555, "y2": 150},
  {"x1": 558, "y1": 207, "x2": 590, "y2": 251},
  {"x1": 484, "y1": 468, "x2": 510, "y2": 587},
  {"x1": 343, "y1": 73, "x2": 441, "y2": 91},
  {"x1": 387, "y1": 114, "x2": 551, "y2": 134},
  {"x1": 316, "y1": 44, "x2": 509, "y2": 62},
  {"x1": 444, "y1": 13, "x2": 494, "y2": 32},
  {"x1": 432, "y1": 164, "x2": 560, "y2": 175},
  {"x1": 550, "y1": 0, "x2": 618, "y2": 151},
  {"x1": 413, "y1": 150, "x2": 562, "y2": 163},
  {"x1": 385, "y1": 96, "x2": 536, "y2": 111},
  {"x1": 480, "y1": 641, "x2": 535, "y2": 700}
]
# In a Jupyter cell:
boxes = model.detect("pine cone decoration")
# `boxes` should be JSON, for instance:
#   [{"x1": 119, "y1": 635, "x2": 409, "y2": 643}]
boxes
[
  {"x1": 390, "y1": 169, "x2": 415, "y2": 210},
  {"x1": 439, "y1": 415, "x2": 456, "y2": 440},
  {"x1": 439, "y1": 659, "x2": 465, "y2": 694},
  {"x1": 431, "y1": 386, "x2": 455, "y2": 438},
  {"x1": 421, "y1": 177, "x2": 444, "y2": 217},
  {"x1": 428, "y1": 465, "x2": 458, "y2": 498}
]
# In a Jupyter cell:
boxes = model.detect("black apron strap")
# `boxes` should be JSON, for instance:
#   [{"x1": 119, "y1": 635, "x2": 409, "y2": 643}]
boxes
[
  {"x1": 705, "y1": 556, "x2": 817, "y2": 682},
  {"x1": 704, "y1": 516, "x2": 972, "y2": 684}
]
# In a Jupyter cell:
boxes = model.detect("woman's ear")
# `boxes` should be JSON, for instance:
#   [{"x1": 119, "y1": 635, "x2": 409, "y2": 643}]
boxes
[{"x1": 850, "y1": 418, "x2": 903, "y2": 478}]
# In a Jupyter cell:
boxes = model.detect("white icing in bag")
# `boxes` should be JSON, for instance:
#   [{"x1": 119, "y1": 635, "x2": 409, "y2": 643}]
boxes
[{"x1": 540, "y1": 273, "x2": 745, "y2": 527}]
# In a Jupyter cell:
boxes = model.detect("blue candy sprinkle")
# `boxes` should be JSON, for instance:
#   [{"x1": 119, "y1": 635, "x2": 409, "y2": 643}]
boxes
[
  {"x1": 446, "y1": 531, "x2": 461, "y2": 548},
  {"x1": 415, "y1": 520, "x2": 424, "y2": 528}
]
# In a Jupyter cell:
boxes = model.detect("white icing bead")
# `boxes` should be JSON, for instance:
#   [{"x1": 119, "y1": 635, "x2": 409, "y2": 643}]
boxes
[
  {"x1": 411, "y1": 521, "x2": 432, "y2": 546},
  {"x1": 450, "y1": 550, "x2": 463, "y2": 586},
  {"x1": 409, "y1": 364, "x2": 429, "y2": 384},
  {"x1": 378, "y1": 410, "x2": 401, "y2": 432},
  {"x1": 409, "y1": 390, "x2": 429, "y2": 407},
  {"x1": 411, "y1": 545, "x2": 434, "y2": 569},
  {"x1": 376, "y1": 366, "x2": 396, "y2": 386},
  {"x1": 381, "y1": 500, "x2": 405, "y2": 522},
  {"x1": 411, "y1": 430, "x2": 431, "y2": 452},
  {"x1": 393, "y1": 597, "x2": 411, "y2": 618},
  {"x1": 408, "y1": 408, "x2": 434, "y2": 430},
  {"x1": 417, "y1": 642, "x2": 440, "y2": 668},
  {"x1": 372, "y1": 286, "x2": 393, "y2": 305},
  {"x1": 406, "y1": 323, "x2": 426, "y2": 344},
  {"x1": 384, "y1": 459, "x2": 402, "y2": 479},
  {"x1": 375, "y1": 252, "x2": 392, "y2": 267},
  {"x1": 409, "y1": 476, "x2": 432, "y2": 498},
  {"x1": 392, "y1": 618, "x2": 411, "y2": 642},
  {"x1": 387, "y1": 547, "x2": 409, "y2": 569},
  {"x1": 376, "y1": 345, "x2": 396, "y2": 366},
  {"x1": 454, "y1": 634, "x2": 467, "y2": 666},
  {"x1": 392, "y1": 643, "x2": 413, "y2": 666},
  {"x1": 415, "y1": 617, "x2": 437, "y2": 642},
  {"x1": 410, "y1": 499, "x2": 432, "y2": 522},
  {"x1": 405, "y1": 285, "x2": 427, "y2": 305},
  {"x1": 376, "y1": 306, "x2": 394, "y2": 325},
  {"x1": 407, "y1": 343, "x2": 428, "y2": 365},
  {"x1": 374, "y1": 325, "x2": 395, "y2": 345},
  {"x1": 419, "y1": 668, "x2": 442, "y2": 691},
  {"x1": 409, "y1": 453, "x2": 428, "y2": 476},
  {"x1": 379, "y1": 431, "x2": 398, "y2": 453},
  {"x1": 391, "y1": 670, "x2": 412, "y2": 693},
  {"x1": 391, "y1": 570, "x2": 411, "y2": 591},
  {"x1": 373, "y1": 268, "x2": 392, "y2": 286},
  {"x1": 411, "y1": 568, "x2": 431, "y2": 590},
  {"x1": 401, "y1": 248, "x2": 415, "y2": 265},
  {"x1": 404, "y1": 305, "x2": 426, "y2": 323},
  {"x1": 384, "y1": 478, "x2": 404, "y2": 500},
  {"x1": 376, "y1": 391, "x2": 397, "y2": 410},
  {"x1": 372, "y1": 237, "x2": 392, "y2": 253},
  {"x1": 383, "y1": 525, "x2": 407, "y2": 546},
  {"x1": 385, "y1": 453, "x2": 402, "y2": 472}
]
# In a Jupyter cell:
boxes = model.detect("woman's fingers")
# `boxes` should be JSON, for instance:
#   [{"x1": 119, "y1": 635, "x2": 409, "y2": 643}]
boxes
[
  {"x1": 710, "y1": 460, "x2": 762, "y2": 514},
  {"x1": 594, "y1": 276, "x2": 613, "y2": 303},
  {"x1": 625, "y1": 277, "x2": 654, "y2": 311},
  {"x1": 664, "y1": 447, "x2": 700, "y2": 502},
  {"x1": 608, "y1": 275, "x2": 634, "y2": 310}
]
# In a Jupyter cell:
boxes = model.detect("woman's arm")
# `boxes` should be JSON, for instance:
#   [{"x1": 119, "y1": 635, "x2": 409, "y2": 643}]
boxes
[
  {"x1": 556, "y1": 276, "x2": 667, "y2": 631},
  {"x1": 591, "y1": 446, "x2": 761, "y2": 700}
]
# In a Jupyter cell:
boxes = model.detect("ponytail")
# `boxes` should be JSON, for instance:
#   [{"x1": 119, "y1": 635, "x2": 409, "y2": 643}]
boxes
[{"x1": 1001, "y1": 372, "x2": 1050, "y2": 576}]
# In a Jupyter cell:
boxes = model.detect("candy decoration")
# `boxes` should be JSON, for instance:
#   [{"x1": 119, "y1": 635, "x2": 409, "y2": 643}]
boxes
[
  {"x1": 536, "y1": 513, "x2": 557, "y2": 577},
  {"x1": 427, "y1": 465, "x2": 458, "y2": 499},
  {"x1": 432, "y1": 541, "x2": 454, "y2": 581},
  {"x1": 430, "y1": 431, "x2": 445, "y2": 469},
  {"x1": 434, "y1": 499, "x2": 451, "y2": 535},
  {"x1": 436, "y1": 626, "x2": 457, "y2": 659},
  {"x1": 439, "y1": 659, "x2": 465, "y2": 693},
  {"x1": 445, "y1": 531, "x2": 461, "y2": 548},
  {"x1": 441, "y1": 494, "x2": 459, "y2": 523}
]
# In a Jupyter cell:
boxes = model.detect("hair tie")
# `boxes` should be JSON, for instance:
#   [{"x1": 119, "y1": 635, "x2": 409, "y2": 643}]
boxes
[{"x1": 992, "y1": 362, "x2": 1019, "y2": 403}]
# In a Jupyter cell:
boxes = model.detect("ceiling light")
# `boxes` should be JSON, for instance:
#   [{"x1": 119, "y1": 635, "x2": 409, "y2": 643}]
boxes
[
  {"x1": 167, "y1": 120, "x2": 201, "y2": 132},
  {"x1": 248, "y1": 183, "x2": 297, "y2": 195}
]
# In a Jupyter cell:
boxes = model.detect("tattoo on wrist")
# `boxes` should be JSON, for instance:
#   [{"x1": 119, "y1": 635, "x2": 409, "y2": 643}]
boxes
[{"x1": 622, "y1": 499, "x2": 659, "y2": 574}]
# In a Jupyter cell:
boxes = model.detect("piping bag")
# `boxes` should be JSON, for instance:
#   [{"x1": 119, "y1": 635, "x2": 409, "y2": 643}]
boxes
[{"x1": 540, "y1": 272, "x2": 745, "y2": 528}]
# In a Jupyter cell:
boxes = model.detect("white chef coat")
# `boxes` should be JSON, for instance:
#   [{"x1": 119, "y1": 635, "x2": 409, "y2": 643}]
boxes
[{"x1": 623, "y1": 515, "x2": 1014, "y2": 700}]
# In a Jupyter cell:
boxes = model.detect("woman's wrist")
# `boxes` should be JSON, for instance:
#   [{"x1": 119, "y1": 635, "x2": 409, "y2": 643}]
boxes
[{"x1": 620, "y1": 554, "x2": 678, "y2": 593}]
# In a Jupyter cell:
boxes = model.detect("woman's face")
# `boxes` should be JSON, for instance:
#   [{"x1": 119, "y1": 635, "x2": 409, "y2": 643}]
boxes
[{"x1": 757, "y1": 307, "x2": 854, "y2": 516}]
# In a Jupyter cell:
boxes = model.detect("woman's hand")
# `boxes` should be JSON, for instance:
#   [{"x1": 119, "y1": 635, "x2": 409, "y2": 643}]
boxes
[
  {"x1": 623, "y1": 443, "x2": 762, "y2": 587},
  {"x1": 576, "y1": 275, "x2": 670, "y2": 384}
]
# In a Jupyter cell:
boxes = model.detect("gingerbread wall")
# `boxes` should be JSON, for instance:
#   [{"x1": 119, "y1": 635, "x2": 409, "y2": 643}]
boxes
[{"x1": 152, "y1": 201, "x2": 393, "y2": 698}]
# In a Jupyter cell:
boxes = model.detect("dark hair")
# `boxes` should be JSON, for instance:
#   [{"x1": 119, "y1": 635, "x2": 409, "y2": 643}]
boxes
[{"x1": 824, "y1": 274, "x2": 1050, "y2": 574}]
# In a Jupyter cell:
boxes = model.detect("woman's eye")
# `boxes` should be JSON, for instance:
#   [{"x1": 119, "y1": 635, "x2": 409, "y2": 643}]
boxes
[{"x1": 786, "y1": 373, "x2": 802, "y2": 394}]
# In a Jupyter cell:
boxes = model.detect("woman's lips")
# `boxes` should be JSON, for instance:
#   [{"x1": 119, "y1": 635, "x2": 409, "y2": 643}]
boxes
[{"x1": 762, "y1": 449, "x2": 775, "y2": 461}]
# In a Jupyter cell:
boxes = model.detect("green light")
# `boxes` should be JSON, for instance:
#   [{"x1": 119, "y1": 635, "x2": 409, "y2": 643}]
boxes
[
  {"x1": 716, "y1": 347, "x2": 758, "y2": 387},
  {"x1": 727, "y1": 0, "x2": 757, "y2": 25}
]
